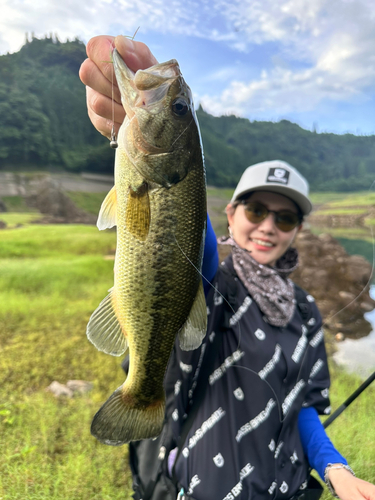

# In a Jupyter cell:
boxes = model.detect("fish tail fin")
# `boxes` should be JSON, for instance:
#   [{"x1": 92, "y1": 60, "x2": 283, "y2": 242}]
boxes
[{"x1": 91, "y1": 384, "x2": 165, "y2": 446}]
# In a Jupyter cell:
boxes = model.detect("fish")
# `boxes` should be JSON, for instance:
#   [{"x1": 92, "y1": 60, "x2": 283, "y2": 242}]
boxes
[{"x1": 86, "y1": 48, "x2": 207, "y2": 446}]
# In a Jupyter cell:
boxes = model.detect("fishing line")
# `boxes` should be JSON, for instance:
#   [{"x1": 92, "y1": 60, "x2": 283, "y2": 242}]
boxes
[
  {"x1": 168, "y1": 118, "x2": 195, "y2": 151},
  {"x1": 173, "y1": 234, "x2": 242, "y2": 351},
  {"x1": 227, "y1": 364, "x2": 285, "y2": 424},
  {"x1": 109, "y1": 41, "x2": 118, "y2": 149},
  {"x1": 108, "y1": 27, "x2": 140, "y2": 149},
  {"x1": 174, "y1": 234, "x2": 289, "y2": 421}
]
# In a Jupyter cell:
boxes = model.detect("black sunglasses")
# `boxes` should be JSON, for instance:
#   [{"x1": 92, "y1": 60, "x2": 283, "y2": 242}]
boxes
[{"x1": 241, "y1": 201, "x2": 302, "y2": 232}]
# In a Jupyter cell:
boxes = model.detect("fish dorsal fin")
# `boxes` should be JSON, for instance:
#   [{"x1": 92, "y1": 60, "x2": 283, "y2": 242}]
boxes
[
  {"x1": 178, "y1": 280, "x2": 207, "y2": 351},
  {"x1": 97, "y1": 186, "x2": 117, "y2": 230},
  {"x1": 125, "y1": 183, "x2": 150, "y2": 241},
  {"x1": 86, "y1": 287, "x2": 128, "y2": 356}
]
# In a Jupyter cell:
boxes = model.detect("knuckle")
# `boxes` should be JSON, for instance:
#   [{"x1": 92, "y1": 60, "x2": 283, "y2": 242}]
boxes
[{"x1": 89, "y1": 91, "x2": 105, "y2": 117}]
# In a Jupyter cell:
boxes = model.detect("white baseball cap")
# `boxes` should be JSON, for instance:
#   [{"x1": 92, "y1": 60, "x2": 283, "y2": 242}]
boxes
[{"x1": 230, "y1": 160, "x2": 312, "y2": 215}]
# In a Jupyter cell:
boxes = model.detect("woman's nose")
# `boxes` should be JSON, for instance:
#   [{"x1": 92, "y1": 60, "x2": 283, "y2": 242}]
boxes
[{"x1": 258, "y1": 213, "x2": 276, "y2": 232}]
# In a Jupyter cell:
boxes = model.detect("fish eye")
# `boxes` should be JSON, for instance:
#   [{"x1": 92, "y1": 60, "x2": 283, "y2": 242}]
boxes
[{"x1": 172, "y1": 98, "x2": 189, "y2": 116}]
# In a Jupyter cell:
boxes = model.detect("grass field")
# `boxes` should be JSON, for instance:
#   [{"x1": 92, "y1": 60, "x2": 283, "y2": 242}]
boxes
[
  {"x1": 0, "y1": 218, "x2": 133, "y2": 499},
  {"x1": 309, "y1": 191, "x2": 375, "y2": 225},
  {"x1": 0, "y1": 200, "x2": 374, "y2": 499}
]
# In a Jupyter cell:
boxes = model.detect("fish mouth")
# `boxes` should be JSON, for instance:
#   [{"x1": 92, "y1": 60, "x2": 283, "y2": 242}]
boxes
[{"x1": 112, "y1": 49, "x2": 181, "y2": 117}]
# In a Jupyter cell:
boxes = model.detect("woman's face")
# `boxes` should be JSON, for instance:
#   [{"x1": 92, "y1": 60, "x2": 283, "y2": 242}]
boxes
[{"x1": 226, "y1": 191, "x2": 302, "y2": 267}]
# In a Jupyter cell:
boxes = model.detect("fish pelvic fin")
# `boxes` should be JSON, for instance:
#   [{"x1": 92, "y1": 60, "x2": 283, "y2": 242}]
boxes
[
  {"x1": 91, "y1": 384, "x2": 165, "y2": 446},
  {"x1": 125, "y1": 183, "x2": 150, "y2": 241},
  {"x1": 97, "y1": 185, "x2": 117, "y2": 230},
  {"x1": 178, "y1": 280, "x2": 207, "y2": 351},
  {"x1": 86, "y1": 288, "x2": 128, "y2": 356}
]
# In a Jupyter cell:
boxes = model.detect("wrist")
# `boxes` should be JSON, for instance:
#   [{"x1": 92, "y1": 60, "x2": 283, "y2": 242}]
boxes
[{"x1": 324, "y1": 463, "x2": 355, "y2": 497}]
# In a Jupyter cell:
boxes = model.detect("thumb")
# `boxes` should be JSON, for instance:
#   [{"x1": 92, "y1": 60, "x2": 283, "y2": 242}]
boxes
[{"x1": 114, "y1": 35, "x2": 158, "y2": 72}]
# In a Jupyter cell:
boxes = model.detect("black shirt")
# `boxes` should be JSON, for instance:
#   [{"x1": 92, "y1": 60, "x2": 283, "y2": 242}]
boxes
[{"x1": 168, "y1": 256, "x2": 330, "y2": 500}]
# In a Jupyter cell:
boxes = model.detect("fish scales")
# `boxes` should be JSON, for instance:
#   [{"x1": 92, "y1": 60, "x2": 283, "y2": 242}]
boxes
[
  {"x1": 86, "y1": 48, "x2": 207, "y2": 445},
  {"x1": 117, "y1": 165, "x2": 205, "y2": 401}
]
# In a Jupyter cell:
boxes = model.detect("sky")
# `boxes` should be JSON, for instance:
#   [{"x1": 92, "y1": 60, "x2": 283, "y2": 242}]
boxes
[{"x1": 1, "y1": 0, "x2": 375, "y2": 135}]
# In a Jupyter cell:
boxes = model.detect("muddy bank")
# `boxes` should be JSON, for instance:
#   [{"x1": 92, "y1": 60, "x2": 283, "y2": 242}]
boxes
[
  {"x1": 309, "y1": 204, "x2": 375, "y2": 228},
  {"x1": 26, "y1": 178, "x2": 96, "y2": 224},
  {"x1": 218, "y1": 230, "x2": 374, "y2": 342}
]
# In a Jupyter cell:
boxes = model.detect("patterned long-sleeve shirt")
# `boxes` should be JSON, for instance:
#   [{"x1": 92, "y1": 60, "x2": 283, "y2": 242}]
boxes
[{"x1": 167, "y1": 255, "x2": 336, "y2": 500}]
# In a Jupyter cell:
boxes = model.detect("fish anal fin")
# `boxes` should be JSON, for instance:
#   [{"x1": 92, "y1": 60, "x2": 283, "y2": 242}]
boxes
[
  {"x1": 125, "y1": 183, "x2": 150, "y2": 241},
  {"x1": 97, "y1": 186, "x2": 117, "y2": 230},
  {"x1": 179, "y1": 280, "x2": 207, "y2": 351},
  {"x1": 91, "y1": 384, "x2": 165, "y2": 445},
  {"x1": 86, "y1": 288, "x2": 128, "y2": 356}
]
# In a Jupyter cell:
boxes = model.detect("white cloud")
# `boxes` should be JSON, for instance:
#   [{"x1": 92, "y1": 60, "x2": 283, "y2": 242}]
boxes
[
  {"x1": 197, "y1": 0, "x2": 375, "y2": 118},
  {"x1": 199, "y1": 60, "x2": 370, "y2": 119},
  {"x1": 0, "y1": 0, "x2": 220, "y2": 54}
]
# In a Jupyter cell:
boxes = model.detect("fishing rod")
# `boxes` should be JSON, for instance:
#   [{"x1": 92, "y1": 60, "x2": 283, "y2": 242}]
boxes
[{"x1": 323, "y1": 370, "x2": 375, "y2": 429}]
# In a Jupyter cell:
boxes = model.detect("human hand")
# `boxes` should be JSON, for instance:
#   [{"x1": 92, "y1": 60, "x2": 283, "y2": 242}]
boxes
[
  {"x1": 79, "y1": 35, "x2": 158, "y2": 139},
  {"x1": 328, "y1": 467, "x2": 375, "y2": 499}
]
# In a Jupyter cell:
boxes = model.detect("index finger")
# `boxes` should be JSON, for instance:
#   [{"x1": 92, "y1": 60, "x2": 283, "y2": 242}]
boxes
[{"x1": 86, "y1": 35, "x2": 158, "y2": 84}]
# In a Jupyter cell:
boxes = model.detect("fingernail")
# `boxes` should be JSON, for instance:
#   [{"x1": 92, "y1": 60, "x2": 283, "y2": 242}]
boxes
[{"x1": 115, "y1": 35, "x2": 135, "y2": 55}]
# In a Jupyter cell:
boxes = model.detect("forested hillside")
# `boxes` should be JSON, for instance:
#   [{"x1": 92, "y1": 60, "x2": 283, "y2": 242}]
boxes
[
  {"x1": 0, "y1": 35, "x2": 108, "y2": 172},
  {"x1": 1, "y1": 36, "x2": 375, "y2": 191}
]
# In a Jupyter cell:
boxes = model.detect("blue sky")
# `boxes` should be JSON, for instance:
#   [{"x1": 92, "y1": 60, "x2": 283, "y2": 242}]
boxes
[{"x1": 1, "y1": 0, "x2": 374, "y2": 135}]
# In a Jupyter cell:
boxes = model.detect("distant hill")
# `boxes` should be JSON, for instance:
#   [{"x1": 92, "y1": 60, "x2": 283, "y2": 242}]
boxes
[{"x1": 1, "y1": 36, "x2": 375, "y2": 191}]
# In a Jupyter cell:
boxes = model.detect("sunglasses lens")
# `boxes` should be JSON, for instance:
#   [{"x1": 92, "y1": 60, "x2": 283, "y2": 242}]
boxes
[
  {"x1": 275, "y1": 212, "x2": 300, "y2": 232},
  {"x1": 243, "y1": 203, "x2": 268, "y2": 223},
  {"x1": 243, "y1": 202, "x2": 300, "y2": 232}
]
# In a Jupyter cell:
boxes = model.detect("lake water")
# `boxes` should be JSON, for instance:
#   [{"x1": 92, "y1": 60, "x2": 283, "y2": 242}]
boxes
[{"x1": 333, "y1": 285, "x2": 375, "y2": 379}]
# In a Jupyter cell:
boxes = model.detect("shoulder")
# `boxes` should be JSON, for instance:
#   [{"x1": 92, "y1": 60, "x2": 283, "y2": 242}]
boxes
[{"x1": 213, "y1": 254, "x2": 239, "y2": 299}]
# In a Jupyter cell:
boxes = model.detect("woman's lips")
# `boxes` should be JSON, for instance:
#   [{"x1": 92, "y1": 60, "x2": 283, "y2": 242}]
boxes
[{"x1": 251, "y1": 238, "x2": 276, "y2": 250}]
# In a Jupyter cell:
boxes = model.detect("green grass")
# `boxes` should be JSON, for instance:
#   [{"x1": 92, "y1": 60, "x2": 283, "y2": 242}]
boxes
[
  {"x1": 206, "y1": 187, "x2": 232, "y2": 236},
  {"x1": 0, "y1": 223, "x2": 132, "y2": 499},
  {"x1": 67, "y1": 192, "x2": 108, "y2": 216},
  {"x1": 309, "y1": 191, "x2": 375, "y2": 206},
  {"x1": 309, "y1": 192, "x2": 354, "y2": 204},
  {"x1": 0, "y1": 224, "x2": 115, "y2": 259},
  {"x1": 2, "y1": 196, "x2": 35, "y2": 212},
  {"x1": 326, "y1": 192, "x2": 375, "y2": 207},
  {"x1": 317, "y1": 208, "x2": 367, "y2": 215},
  {"x1": 317, "y1": 362, "x2": 375, "y2": 499},
  {"x1": 0, "y1": 212, "x2": 41, "y2": 227}
]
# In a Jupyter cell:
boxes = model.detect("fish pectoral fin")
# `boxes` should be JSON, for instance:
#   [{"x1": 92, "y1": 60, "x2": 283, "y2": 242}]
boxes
[
  {"x1": 178, "y1": 280, "x2": 207, "y2": 351},
  {"x1": 125, "y1": 183, "x2": 150, "y2": 241},
  {"x1": 86, "y1": 288, "x2": 128, "y2": 356},
  {"x1": 97, "y1": 186, "x2": 117, "y2": 230}
]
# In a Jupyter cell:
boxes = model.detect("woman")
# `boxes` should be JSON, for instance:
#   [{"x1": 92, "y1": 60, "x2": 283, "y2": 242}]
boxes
[{"x1": 79, "y1": 35, "x2": 375, "y2": 500}]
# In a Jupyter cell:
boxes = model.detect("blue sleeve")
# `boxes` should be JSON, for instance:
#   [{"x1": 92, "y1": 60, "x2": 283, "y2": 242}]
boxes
[
  {"x1": 298, "y1": 406, "x2": 347, "y2": 480},
  {"x1": 202, "y1": 214, "x2": 219, "y2": 295}
]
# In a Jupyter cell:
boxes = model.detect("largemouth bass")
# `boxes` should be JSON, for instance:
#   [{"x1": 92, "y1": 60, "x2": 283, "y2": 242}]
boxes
[{"x1": 86, "y1": 48, "x2": 207, "y2": 446}]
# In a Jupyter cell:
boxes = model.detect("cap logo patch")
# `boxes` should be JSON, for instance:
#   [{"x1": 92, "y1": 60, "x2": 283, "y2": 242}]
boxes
[{"x1": 266, "y1": 168, "x2": 289, "y2": 184}]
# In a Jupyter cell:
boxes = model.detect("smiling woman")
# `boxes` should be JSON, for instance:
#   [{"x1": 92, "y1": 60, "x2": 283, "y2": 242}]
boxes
[{"x1": 226, "y1": 192, "x2": 302, "y2": 266}]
